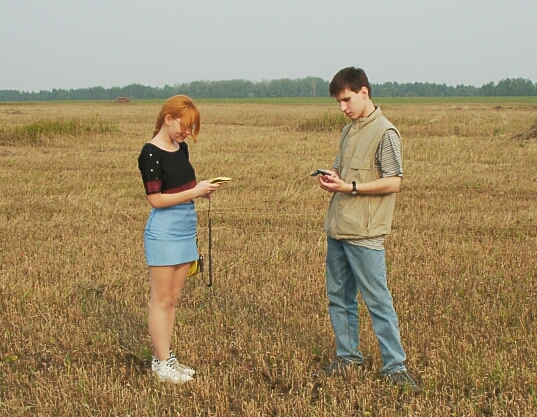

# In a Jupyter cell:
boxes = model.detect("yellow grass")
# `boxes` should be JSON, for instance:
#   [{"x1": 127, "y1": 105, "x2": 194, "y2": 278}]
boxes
[{"x1": 1, "y1": 98, "x2": 537, "y2": 416}]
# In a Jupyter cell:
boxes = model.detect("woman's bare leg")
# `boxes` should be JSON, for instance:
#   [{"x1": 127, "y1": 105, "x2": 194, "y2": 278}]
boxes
[
  {"x1": 166, "y1": 263, "x2": 189, "y2": 349},
  {"x1": 148, "y1": 263, "x2": 189, "y2": 361}
]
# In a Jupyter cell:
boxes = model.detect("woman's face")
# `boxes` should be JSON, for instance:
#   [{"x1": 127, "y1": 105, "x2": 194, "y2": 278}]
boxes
[{"x1": 170, "y1": 118, "x2": 193, "y2": 142}]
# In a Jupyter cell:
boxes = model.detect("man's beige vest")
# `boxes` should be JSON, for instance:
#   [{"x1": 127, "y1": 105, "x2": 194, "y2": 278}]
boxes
[{"x1": 324, "y1": 108, "x2": 400, "y2": 240}]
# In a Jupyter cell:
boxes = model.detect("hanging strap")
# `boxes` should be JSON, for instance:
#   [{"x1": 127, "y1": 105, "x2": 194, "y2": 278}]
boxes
[{"x1": 206, "y1": 198, "x2": 213, "y2": 287}]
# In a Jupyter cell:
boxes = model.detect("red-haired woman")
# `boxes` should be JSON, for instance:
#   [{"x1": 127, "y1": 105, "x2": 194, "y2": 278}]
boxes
[{"x1": 137, "y1": 95, "x2": 221, "y2": 383}]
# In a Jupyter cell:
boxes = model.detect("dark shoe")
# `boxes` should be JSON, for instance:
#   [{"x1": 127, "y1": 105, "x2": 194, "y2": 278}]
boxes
[
  {"x1": 386, "y1": 370, "x2": 422, "y2": 393},
  {"x1": 313, "y1": 357, "x2": 363, "y2": 378}
]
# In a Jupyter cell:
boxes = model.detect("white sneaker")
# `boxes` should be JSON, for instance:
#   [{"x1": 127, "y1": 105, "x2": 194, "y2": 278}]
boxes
[
  {"x1": 152, "y1": 355, "x2": 196, "y2": 377},
  {"x1": 152, "y1": 359, "x2": 192, "y2": 384},
  {"x1": 168, "y1": 351, "x2": 196, "y2": 376}
]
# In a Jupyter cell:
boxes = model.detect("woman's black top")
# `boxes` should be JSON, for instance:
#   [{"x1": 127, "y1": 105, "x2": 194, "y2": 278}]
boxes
[{"x1": 138, "y1": 142, "x2": 196, "y2": 195}]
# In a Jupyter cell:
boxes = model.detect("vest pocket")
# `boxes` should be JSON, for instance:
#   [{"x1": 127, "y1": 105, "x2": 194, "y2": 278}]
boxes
[
  {"x1": 348, "y1": 158, "x2": 371, "y2": 183},
  {"x1": 348, "y1": 158, "x2": 370, "y2": 170}
]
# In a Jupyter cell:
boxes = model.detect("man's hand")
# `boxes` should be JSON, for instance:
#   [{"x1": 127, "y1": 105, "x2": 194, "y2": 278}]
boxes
[{"x1": 318, "y1": 171, "x2": 350, "y2": 194}]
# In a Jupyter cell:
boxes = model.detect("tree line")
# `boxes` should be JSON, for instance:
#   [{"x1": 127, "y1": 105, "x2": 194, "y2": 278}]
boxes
[{"x1": 1, "y1": 76, "x2": 536, "y2": 101}]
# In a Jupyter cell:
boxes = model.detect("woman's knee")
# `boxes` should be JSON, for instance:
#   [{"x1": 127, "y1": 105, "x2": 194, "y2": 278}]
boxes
[{"x1": 151, "y1": 292, "x2": 177, "y2": 309}]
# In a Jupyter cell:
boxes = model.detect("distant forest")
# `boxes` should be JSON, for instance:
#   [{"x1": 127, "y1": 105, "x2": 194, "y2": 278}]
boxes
[{"x1": 1, "y1": 76, "x2": 536, "y2": 101}]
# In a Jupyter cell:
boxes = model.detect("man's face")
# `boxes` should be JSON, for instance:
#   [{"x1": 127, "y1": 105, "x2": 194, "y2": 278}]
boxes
[{"x1": 334, "y1": 87, "x2": 369, "y2": 120}]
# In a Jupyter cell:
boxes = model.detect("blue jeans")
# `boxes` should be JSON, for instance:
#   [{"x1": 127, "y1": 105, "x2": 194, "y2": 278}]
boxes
[{"x1": 326, "y1": 236, "x2": 407, "y2": 375}]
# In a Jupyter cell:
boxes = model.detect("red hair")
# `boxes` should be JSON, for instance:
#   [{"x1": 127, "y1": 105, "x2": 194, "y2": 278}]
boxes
[{"x1": 153, "y1": 95, "x2": 201, "y2": 142}]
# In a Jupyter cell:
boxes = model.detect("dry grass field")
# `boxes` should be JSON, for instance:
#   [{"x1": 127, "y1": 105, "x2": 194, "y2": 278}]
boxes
[{"x1": 1, "y1": 97, "x2": 536, "y2": 416}]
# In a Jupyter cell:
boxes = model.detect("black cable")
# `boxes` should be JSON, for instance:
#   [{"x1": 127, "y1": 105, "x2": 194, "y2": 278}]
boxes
[{"x1": 206, "y1": 198, "x2": 212, "y2": 287}]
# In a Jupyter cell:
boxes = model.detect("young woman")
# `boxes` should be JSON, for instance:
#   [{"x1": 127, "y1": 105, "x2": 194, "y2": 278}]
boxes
[{"x1": 138, "y1": 95, "x2": 221, "y2": 383}]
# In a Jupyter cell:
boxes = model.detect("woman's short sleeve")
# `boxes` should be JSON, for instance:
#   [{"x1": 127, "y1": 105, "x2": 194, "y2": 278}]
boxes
[{"x1": 138, "y1": 145, "x2": 163, "y2": 194}]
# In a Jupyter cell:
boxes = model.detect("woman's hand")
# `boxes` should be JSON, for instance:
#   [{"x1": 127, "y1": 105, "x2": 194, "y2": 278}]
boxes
[{"x1": 195, "y1": 180, "x2": 221, "y2": 198}]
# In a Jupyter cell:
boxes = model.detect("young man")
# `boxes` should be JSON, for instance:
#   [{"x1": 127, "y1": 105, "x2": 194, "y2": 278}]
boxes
[{"x1": 315, "y1": 67, "x2": 420, "y2": 393}]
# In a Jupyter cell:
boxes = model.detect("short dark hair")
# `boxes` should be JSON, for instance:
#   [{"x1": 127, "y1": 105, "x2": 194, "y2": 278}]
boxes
[{"x1": 329, "y1": 67, "x2": 371, "y2": 98}]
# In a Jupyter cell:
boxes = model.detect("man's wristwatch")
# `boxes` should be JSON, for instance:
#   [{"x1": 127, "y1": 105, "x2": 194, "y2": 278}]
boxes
[{"x1": 351, "y1": 181, "x2": 358, "y2": 195}]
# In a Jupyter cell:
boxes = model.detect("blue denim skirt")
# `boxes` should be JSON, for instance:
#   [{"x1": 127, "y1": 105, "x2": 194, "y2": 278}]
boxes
[{"x1": 143, "y1": 202, "x2": 198, "y2": 266}]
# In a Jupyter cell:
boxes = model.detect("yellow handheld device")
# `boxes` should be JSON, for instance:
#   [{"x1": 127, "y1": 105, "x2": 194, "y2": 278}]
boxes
[{"x1": 210, "y1": 177, "x2": 232, "y2": 184}]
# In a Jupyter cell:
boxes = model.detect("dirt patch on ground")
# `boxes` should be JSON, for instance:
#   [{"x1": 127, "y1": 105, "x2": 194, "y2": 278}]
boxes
[
  {"x1": 514, "y1": 120, "x2": 537, "y2": 140},
  {"x1": 113, "y1": 97, "x2": 131, "y2": 104}
]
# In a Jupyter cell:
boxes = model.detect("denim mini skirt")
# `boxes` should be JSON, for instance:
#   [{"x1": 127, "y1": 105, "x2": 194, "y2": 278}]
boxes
[{"x1": 143, "y1": 202, "x2": 198, "y2": 266}]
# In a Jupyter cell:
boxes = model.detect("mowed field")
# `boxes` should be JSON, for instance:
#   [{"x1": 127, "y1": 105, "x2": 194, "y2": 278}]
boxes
[{"x1": 1, "y1": 97, "x2": 536, "y2": 416}]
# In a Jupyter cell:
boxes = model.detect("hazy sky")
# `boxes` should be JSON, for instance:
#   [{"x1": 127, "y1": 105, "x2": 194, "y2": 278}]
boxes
[{"x1": 1, "y1": 1, "x2": 536, "y2": 92}]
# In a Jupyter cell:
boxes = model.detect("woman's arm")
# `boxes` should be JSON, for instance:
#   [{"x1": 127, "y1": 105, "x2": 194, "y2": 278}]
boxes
[{"x1": 146, "y1": 180, "x2": 220, "y2": 209}]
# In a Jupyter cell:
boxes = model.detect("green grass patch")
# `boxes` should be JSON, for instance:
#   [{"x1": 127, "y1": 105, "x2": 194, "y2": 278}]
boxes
[
  {"x1": 0, "y1": 116, "x2": 118, "y2": 145},
  {"x1": 297, "y1": 111, "x2": 348, "y2": 131}
]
